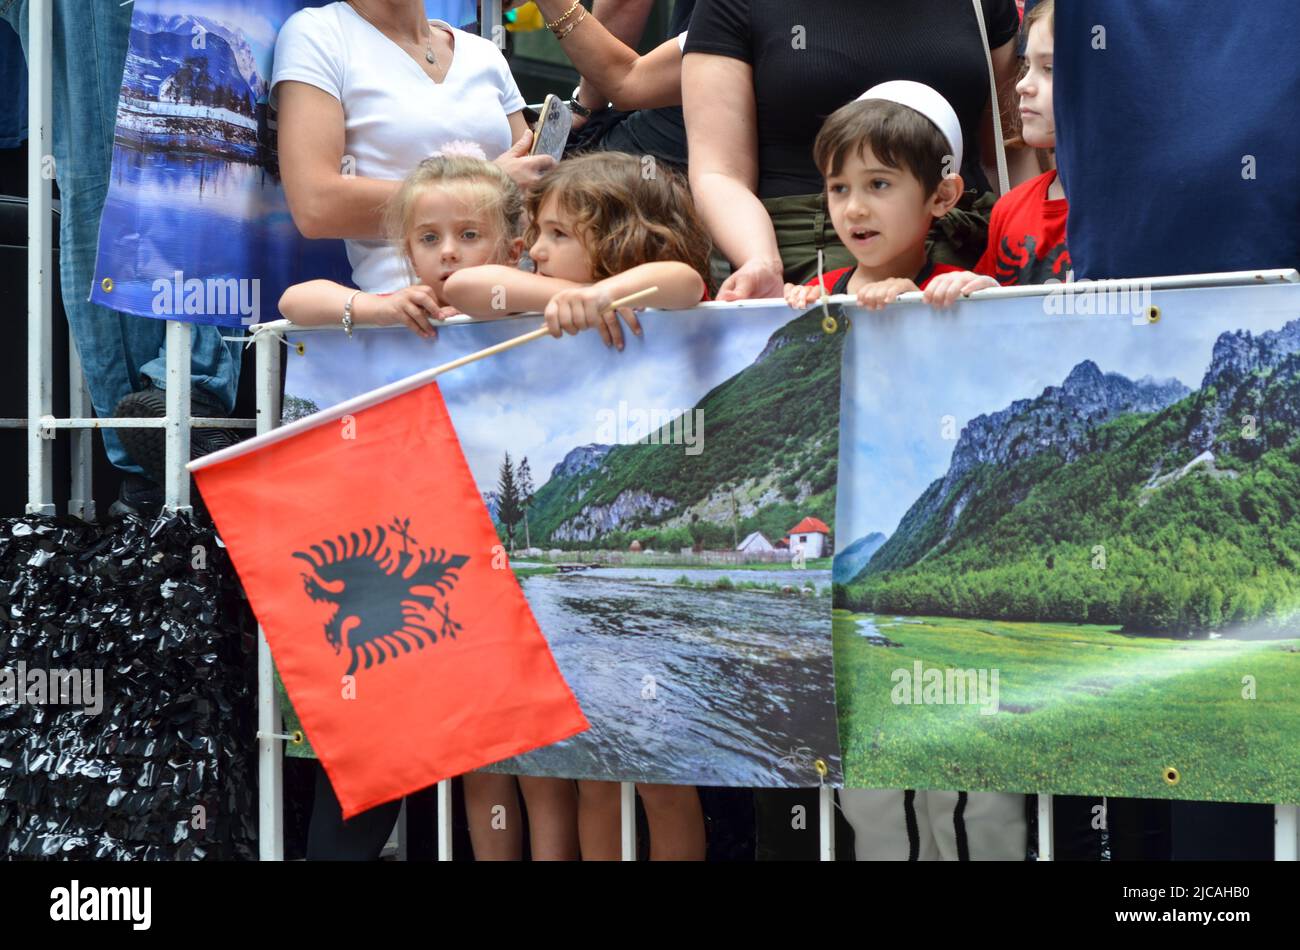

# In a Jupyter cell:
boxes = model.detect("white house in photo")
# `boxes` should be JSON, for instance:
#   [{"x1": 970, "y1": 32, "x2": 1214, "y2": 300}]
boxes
[
  {"x1": 786, "y1": 517, "x2": 830, "y2": 559},
  {"x1": 737, "y1": 531, "x2": 774, "y2": 554}
]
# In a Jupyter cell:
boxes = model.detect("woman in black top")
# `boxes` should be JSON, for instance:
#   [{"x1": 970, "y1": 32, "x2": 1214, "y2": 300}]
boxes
[{"x1": 683, "y1": 0, "x2": 1020, "y2": 299}]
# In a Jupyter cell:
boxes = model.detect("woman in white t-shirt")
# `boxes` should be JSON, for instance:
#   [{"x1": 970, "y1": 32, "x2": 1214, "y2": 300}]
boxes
[
  {"x1": 273, "y1": 0, "x2": 553, "y2": 295},
  {"x1": 271, "y1": 0, "x2": 558, "y2": 862}
]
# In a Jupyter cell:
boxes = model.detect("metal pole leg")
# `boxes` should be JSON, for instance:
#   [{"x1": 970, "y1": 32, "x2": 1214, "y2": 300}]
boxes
[
  {"x1": 1037, "y1": 794, "x2": 1054, "y2": 861},
  {"x1": 26, "y1": 0, "x2": 54, "y2": 517},
  {"x1": 68, "y1": 343, "x2": 95, "y2": 521},
  {"x1": 437, "y1": 780, "x2": 453, "y2": 861},
  {"x1": 254, "y1": 329, "x2": 284, "y2": 861},
  {"x1": 620, "y1": 782, "x2": 636, "y2": 860},
  {"x1": 164, "y1": 320, "x2": 192, "y2": 512},
  {"x1": 820, "y1": 786, "x2": 835, "y2": 860},
  {"x1": 1276, "y1": 805, "x2": 1298, "y2": 861},
  {"x1": 255, "y1": 628, "x2": 283, "y2": 861}
]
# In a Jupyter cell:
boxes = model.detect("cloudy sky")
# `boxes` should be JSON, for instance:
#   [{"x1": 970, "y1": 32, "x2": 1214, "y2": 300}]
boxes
[
  {"x1": 284, "y1": 302, "x2": 799, "y2": 493},
  {"x1": 834, "y1": 283, "x2": 1300, "y2": 550}
]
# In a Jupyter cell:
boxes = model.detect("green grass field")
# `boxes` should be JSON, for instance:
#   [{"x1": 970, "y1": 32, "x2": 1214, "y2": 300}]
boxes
[
  {"x1": 834, "y1": 610, "x2": 1300, "y2": 803},
  {"x1": 508, "y1": 563, "x2": 559, "y2": 579}
]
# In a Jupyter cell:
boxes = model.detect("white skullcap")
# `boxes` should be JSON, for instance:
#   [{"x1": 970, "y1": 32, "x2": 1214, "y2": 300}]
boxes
[{"x1": 856, "y1": 80, "x2": 963, "y2": 176}]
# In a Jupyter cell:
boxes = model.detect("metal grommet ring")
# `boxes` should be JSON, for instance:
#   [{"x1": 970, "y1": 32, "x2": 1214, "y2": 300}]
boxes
[
  {"x1": 100, "y1": 277, "x2": 114, "y2": 293},
  {"x1": 291, "y1": 730, "x2": 305, "y2": 746},
  {"x1": 294, "y1": 342, "x2": 306, "y2": 356},
  {"x1": 814, "y1": 758, "x2": 829, "y2": 778},
  {"x1": 1162, "y1": 765, "x2": 1180, "y2": 786},
  {"x1": 1146, "y1": 305, "x2": 1161, "y2": 324},
  {"x1": 821, "y1": 314, "x2": 838, "y2": 335}
]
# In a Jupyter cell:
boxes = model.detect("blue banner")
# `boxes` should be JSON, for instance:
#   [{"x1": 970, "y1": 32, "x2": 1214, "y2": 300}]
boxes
[{"x1": 90, "y1": 0, "x2": 477, "y2": 327}]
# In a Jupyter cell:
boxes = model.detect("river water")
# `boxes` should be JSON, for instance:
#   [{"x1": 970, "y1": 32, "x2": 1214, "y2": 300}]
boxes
[{"x1": 487, "y1": 567, "x2": 842, "y2": 786}]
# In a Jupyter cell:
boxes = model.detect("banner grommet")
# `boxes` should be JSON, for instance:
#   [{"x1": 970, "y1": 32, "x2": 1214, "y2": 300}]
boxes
[
  {"x1": 1146, "y1": 305, "x2": 1161, "y2": 324},
  {"x1": 101, "y1": 277, "x2": 113, "y2": 293},
  {"x1": 1163, "y1": 765, "x2": 1180, "y2": 786}
]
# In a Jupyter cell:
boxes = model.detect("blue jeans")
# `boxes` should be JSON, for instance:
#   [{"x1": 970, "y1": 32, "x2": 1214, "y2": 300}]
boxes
[
  {"x1": 1, "y1": 0, "x2": 241, "y2": 476},
  {"x1": 0, "y1": 19, "x2": 26, "y2": 147}
]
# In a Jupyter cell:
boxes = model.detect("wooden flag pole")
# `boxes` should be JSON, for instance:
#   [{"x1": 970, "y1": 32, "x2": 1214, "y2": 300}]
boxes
[
  {"x1": 190, "y1": 287, "x2": 660, "y2": 472},
  {"x1": 423, "y1": 286, "x2": 660, "y2": 378}
]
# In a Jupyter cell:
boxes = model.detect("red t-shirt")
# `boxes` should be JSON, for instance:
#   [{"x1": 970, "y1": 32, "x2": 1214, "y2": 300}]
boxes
[
  {"x1": 805, "y1": 259, "x2": 963, "y2": 295},
  {"x1": 975, "y1": 170, "x2": 1071, "y2": 285}
]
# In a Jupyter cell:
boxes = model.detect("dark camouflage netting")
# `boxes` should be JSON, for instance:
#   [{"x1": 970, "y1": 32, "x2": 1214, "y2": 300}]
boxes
[{"x1": 0, "y1": 513, "x2": 256, "y2": 860}]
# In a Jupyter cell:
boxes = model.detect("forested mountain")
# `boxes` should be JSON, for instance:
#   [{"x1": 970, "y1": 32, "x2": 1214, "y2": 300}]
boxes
[
  {"x1": 519, "y1": 310, "x2": 843, "y2": 551},
  {"x1": 842, "y1": 319, "x2": 1300, "y2": 635}
]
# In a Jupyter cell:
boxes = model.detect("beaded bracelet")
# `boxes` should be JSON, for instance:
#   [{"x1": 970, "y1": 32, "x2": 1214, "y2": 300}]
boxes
[{"x1": 342, "y1": 289, "x2": 360, "y2": 338}]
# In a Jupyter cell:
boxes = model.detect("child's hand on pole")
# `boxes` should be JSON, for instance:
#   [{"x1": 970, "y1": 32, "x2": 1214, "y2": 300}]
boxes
[
  {"x1": 544, "y1": 286, "x2": 643, "y2": 351},
  {"x1": 783, "y1": 282, "x2": 822, "y2": 310},
  {"x1": 358, "y1": 285, "x2": 440, "y2": 339},
  {"x1": 856, "y1": 278, "x2": 919, "y2": 311},
  {"x1": 921, "y1": 271, "x2": 998, "y2": 309}
]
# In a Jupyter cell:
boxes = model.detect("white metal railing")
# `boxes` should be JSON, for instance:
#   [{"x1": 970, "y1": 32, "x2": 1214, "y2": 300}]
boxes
[{"x1": 18, "y1": 0, "x2": 1300, "y2": 863}]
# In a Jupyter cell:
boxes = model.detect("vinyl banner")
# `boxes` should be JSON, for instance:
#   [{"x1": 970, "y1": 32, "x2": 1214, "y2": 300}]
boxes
[
  {"x1": 833, "y1": 281, "x2": 1300, "y2": 805},
  {"x1": 283, "y1": 304, "x2": 847, "y2": 788},
  {"x1": 91, "y1": 0, "x2": 350, "y2": 325}
]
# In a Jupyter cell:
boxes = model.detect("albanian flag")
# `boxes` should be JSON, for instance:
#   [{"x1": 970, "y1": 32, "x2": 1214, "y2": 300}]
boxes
[{"x1": 192, "y1": 379, "x2": 588, "y2": 818}]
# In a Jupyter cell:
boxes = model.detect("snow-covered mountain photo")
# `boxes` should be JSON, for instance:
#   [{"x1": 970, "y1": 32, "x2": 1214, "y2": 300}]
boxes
[{"x1": 115, "y1": 2, "x2": 279, "y2": 163}]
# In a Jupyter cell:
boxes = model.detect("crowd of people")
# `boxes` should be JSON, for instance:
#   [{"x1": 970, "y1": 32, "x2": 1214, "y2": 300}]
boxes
[{"x1": 4, "y1": 0, "x2": 1285, "y2": 861}]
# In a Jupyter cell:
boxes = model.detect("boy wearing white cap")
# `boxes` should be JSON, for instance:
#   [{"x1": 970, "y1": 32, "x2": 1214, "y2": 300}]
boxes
[
  {"x1": 791, "y1": 80, "x2": 1029, "y2": 860},
  {"x1": 784, "y1": 80, "x2": 971, "y2": 311}
]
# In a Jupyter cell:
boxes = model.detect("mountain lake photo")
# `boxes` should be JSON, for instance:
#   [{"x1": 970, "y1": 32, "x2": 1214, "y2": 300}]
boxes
[{"x1": 833, "y1": 286, "x2": 1300, "y2": 803}]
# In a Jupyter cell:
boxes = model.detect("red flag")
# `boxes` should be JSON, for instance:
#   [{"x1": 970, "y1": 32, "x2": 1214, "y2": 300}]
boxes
[{"x1": 193, "y1": 381, "x2": 588, "y2": 818}]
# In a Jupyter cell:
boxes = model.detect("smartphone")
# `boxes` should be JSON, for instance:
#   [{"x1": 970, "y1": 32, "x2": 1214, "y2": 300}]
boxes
[{"x1": 530, "y1": 93, "x2": 572, "y2": 162}]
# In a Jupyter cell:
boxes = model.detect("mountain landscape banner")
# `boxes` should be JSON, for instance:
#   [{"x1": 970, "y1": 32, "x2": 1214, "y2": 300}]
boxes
[
  {"x1": 92, "y1": 0, "x2": 350, "y2": 325},
  {"x1": 833, "y1": 282, "x2": 1300, "y2": 805},
  {"x1": 283, "y1": 304, "x2": 847, "y2": 787}
]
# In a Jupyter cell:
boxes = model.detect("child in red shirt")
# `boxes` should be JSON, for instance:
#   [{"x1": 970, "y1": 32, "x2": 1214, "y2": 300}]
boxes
[
  {"x1": 783, "y1": 81, "x2": 967, "y2": 312},
  {"x1": 924, "y1": 0, "x2": 1070, "y2": 305}
]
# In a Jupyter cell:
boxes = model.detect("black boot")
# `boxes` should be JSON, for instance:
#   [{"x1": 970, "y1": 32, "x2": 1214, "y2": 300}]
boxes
[
  {"x1": 113, "y1": 382, "x2": 242, "y2": 488},
  {"x1": 107, "y1": 473, "x2": 164, "y2": 521}
]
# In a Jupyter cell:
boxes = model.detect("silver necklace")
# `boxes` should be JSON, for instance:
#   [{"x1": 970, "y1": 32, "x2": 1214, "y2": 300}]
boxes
[{"x1": 353, "y1": 2, "x2": 439, "y2": 66}]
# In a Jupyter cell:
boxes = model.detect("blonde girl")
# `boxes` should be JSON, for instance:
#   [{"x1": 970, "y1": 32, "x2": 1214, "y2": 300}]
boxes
[{"x1": 278, "y1": 154, "x2": 526, "y2": 335}]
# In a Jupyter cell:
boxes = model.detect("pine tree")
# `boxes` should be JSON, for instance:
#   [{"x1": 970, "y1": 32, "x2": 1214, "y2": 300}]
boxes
[
  {"x1": 497, "y1": 452, "x2": 524, "y2": 553},
  {"x1": 518, "y1": 457, "x2": 535, "y2": 551},
  {"x1": 729, "y1": 484, "x2": 740, "y2": 549}
]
